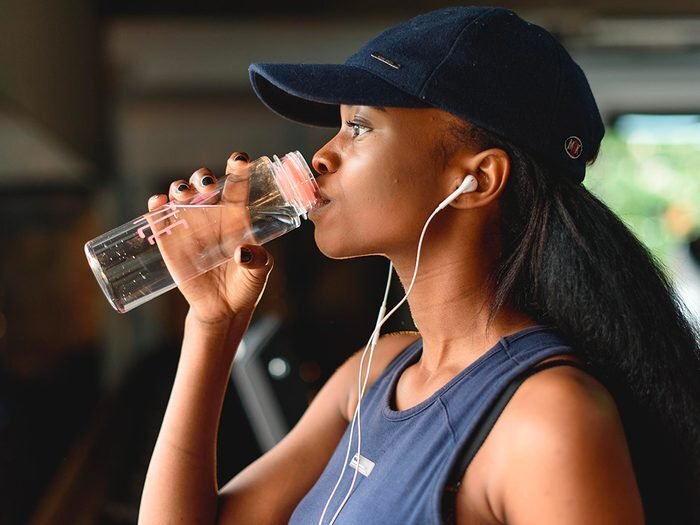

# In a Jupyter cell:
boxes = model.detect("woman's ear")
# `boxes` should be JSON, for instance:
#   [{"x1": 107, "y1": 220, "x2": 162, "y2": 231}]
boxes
[{"x1": 445, "y1": 147, "x2": 510, "y2": 209}]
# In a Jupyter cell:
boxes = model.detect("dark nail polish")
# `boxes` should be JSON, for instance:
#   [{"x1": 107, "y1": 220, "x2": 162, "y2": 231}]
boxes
[
  {"x1": 201, "y1": 176, "x2": 214, "y2": 186},
  {"x1": 177, "y1": 183, "x2": 189, "y2": 192},
  {"x1": 240, "y1": 247, "x2": 252, "y2": 263},
  {"x1": 234, "y1": 154, "x2": 248, "y2": 162}
]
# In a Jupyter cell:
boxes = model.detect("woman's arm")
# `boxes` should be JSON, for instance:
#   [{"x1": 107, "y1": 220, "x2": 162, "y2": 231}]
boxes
[
  {"x1": 137, "y1": 154, "x2": 287, "y2": 523},
  {"x1": 138, "y1": 312, "x2": 252, "y2": 524},
  {"x1": 139, "y1": 303, "x2": 354, "y2": 525},
  {"x1": 138, "y1": 299, "x2": 349, "y2": 525}
]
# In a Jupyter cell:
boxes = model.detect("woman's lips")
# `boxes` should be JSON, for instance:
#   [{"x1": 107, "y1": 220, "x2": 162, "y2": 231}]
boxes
[
  {"x1": 315, "y1": 188, "x2": 331, "y2": 208},
  {"x1": 309, "y1": 196, "x2": 330, "y2": 219},
  {"x1": 308, "y1": 184, "x2": 331, "y2": 216}
]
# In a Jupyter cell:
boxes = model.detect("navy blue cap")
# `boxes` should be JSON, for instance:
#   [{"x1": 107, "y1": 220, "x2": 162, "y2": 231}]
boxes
[{"x1": 249, "y1": 7, "x2": 605, "y2": 182}]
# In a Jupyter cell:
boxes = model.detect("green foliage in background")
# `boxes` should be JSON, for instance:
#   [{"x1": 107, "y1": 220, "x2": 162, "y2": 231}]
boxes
[{"x1": 585, "y1": 131, "x2": 700, "y2": 266}]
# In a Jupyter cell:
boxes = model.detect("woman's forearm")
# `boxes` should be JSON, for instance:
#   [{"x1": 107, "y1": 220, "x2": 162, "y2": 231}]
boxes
[{"x1": 138, "y1": 310, "x2": 253, "y2": 524}]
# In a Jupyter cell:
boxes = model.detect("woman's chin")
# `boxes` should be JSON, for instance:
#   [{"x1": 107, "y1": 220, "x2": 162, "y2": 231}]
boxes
[
  {"x1": 312, "y1": 231, "x2": 368, "y2": 260},
  {"x1": 315, "y1": 244, "x2": 357, "y2": 261}
]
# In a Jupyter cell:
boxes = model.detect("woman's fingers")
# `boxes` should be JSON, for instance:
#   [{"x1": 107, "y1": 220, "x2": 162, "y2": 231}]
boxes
[
  {"x1": 222, "y1": 152, "x2": 251, "y2": 206},
  {"x1": 148, "y1": 194, "x2": 168, "y2": 212},
  {"x1": 226, "y1": 151, "x2": 250, "y2": 175},
  {"x1": 155, "y1": 168, "x2": 219, "y2": 207},
  {"x1": 169, "y1": 179, "x2": 195, "y2": 202},
  {"x1": 189, "y1": 167, "x2": 218, "y2": 193},
  {"x1": 148, "y1": 163, "x2": 228, "y2": 213}
]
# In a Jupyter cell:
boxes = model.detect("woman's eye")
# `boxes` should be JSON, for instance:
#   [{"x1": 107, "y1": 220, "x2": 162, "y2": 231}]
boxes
[{"x1": 346, "y1": 121, "x2": 370, "y2": 138}]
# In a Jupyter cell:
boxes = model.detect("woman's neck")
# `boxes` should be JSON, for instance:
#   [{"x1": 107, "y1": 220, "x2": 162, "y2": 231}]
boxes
[{"x1": 388, "y1": 220, "x2": 534, "y2": 374}]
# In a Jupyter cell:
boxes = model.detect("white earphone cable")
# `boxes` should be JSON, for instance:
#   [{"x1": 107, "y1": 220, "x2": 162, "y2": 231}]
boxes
[
  {"x1": 320, "y1": 201, "x2": 446, "y2": 525},
  {"x1": 317, "y1": 261, "x2": 392, "y2": 525}
]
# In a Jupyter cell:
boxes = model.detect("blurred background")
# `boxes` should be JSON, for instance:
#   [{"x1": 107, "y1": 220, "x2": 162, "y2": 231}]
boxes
[{"x1": 0, "y1": 1, "x2": 699, "y2": 523}]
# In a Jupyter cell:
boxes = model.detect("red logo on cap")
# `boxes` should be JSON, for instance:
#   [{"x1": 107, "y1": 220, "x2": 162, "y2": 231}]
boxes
[{"x1": 564, "y1": 136, "x2": 583, "y2": 159}]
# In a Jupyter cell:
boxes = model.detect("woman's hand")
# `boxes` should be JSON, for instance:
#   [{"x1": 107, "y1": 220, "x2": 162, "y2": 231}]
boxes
[{"x1": 147, "y1": 152, "x2": 273, "y2": 325}]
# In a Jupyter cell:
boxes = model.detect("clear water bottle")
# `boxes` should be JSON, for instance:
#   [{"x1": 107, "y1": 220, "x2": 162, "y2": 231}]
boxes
[{"x1": 85, "y1": 151, "x2": 324, "y2": 313}]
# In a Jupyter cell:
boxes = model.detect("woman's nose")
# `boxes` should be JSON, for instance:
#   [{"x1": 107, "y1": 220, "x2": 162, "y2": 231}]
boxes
[{"x1": 312, "y1": 139, "x2": 339, "y2": 176}]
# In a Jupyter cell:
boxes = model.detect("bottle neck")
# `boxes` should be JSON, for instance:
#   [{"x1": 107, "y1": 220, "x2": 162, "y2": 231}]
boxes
[{"x1": 273, "y1": 152, "x2": 324, "y2": 218}]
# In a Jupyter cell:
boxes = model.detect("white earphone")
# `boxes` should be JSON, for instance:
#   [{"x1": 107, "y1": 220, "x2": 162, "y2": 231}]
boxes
[
  {"x1": 318, "y1": 174, "x2": 479, "y2": 525},
  {"x1": 437, "y1": 174, "x2": 478, "y2": 210}
]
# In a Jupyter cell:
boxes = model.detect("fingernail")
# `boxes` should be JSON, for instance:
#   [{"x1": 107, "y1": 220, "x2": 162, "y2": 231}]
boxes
[
  {"x1": 177, "y1": 183, "x2": 189, "y2": 192},
  {"x1": 239, "y1": 247, "x2": 252, "y2": 263},
  {"x1": 234, "y1": 154, "x2": 249, "y2": 162},
  {"x1": 201, "y1": 176, "x2": 214, "y2": 186},
  {"x1": 149, "y1": 194, "x2": 161, "y2": 202}
]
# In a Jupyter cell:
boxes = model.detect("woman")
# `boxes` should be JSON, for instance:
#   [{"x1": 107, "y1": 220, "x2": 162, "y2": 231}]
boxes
[{"x1": 138, "y1": 7, "x2": 700, "y2": 524}]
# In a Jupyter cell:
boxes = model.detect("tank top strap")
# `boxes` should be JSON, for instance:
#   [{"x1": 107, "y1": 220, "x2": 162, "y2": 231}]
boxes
[{"x1": 371, "y1": 336, "x2": 423, "y2": 387}]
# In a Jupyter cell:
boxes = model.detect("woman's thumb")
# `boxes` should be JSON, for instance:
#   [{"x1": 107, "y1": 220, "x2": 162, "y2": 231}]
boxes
[
  {"x1": 235, "y1": 245, "x2": 273, "y2": 275},
  {"x1": 220, "y1": 245, "x2": 273, "y2": 315}
]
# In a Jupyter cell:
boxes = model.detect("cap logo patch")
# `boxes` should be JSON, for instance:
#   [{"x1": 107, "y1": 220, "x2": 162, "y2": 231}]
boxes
[
  {"x1": 564, "y1": 136, "x2": 583, "y2": 159},
  {"x1": 370, "y1": 52, "x2": 401, "y2": 70}
]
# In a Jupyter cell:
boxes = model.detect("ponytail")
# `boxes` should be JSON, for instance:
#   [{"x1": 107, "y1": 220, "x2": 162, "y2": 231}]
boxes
[{"x1": 452, "y1": 120, "x2": 700, "y2": 523}]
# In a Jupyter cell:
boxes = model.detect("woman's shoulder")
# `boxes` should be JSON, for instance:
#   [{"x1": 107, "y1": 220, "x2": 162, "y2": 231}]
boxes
[
  {"x1": 463, "y1": 361, "x2": 644, "y2": 524},
  {"x1": 504, "y1": 362, "x2": 622, "y2": 446}
]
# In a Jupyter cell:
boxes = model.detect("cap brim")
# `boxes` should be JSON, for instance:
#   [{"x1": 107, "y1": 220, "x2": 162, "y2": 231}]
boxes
[{"x1": 249, "y1": 63, "x2": 430, "y2": 127}]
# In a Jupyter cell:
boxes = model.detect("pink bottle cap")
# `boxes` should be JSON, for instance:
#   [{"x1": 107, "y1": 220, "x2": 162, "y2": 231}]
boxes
[{"x1": 274, "y1": 152, "x2": 323, "y2": 217}]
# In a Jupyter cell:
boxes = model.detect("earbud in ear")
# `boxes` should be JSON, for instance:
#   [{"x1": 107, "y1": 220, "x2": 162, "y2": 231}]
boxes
[
  {"x1": 437, "y1": 175, "x2": 478, "y2": 210},
  {"x1": 457, "y1": 174, "x2": 478, "y2": 194}
]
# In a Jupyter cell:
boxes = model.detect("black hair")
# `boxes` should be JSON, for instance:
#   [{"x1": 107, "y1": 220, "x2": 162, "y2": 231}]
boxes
[{"x1": 449, "y1": 121, "x2": 700, "y2": 524}]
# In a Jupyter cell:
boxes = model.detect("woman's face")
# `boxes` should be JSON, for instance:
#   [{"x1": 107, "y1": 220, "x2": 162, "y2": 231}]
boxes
[{"x1": 310, "y1": 105, "x2": 457, "y2": 259}]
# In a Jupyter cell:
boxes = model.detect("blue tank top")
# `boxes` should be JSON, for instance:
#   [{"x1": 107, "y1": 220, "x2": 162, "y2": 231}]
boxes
[{"x1": 289, "y1": 325, "x2": 572, "y2": 525}]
